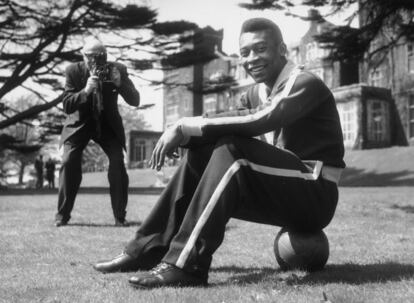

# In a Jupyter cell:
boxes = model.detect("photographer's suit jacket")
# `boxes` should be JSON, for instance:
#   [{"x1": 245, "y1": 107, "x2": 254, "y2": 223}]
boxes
[{"x1": 60, "y1": 61, "x2": 140, "y2": 149}]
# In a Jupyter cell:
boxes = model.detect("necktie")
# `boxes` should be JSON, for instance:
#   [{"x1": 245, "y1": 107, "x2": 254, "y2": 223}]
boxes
[{"x1": 92, "y1": 79, "x2": 104, "y2": 138}]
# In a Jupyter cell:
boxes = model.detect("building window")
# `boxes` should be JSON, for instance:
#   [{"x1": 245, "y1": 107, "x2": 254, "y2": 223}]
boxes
[
  {"x1": 165, "y1": 103, "x2": 180, "y2": 126},
  {"x1": 408, "y1": 43, "x2": 414, "y2": 74},
  {"x1": 305, "y1": 42, "x2": 327, "y2": 61},
  {"x1": 369, "y1": 69, "x2": 383, "y2": 87},
  {"x1": 337, "y1": 101, "x2": 357, "y2": 147},
  {"x1": 203, "y1": 96, "x2": 217, "y2": 115},
  {"x1": 183, "y1": 95, "x2": 191, "y2": 111},
  {"x1": 408, "y1": 98, "x2": 414, "y2": 138},
  {"x1": 234, "y1": 61, "x2": 249, "y2": 80},
  {"x1": 166, "y1": 104, "x2": 179, "y2": 116},
  {"x1": 367, "y1": 99, "x2": 389, "y2": 142},
  {"x1": 229, "y1": 65, "x2": 237, "y2": 78},
  {"x1": 164, "y1": 70, "x2": 179, "y2": 82},
  {"x1": 132, "y1": 139, "x2": 146, "y2": 162}
]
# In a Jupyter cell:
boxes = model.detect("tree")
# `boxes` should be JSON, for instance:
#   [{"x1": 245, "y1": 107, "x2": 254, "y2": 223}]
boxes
[
  {"x1": 0, "y1": 95, "x2": 50, "y2": 184},
  {"x1": 118, "y1": 102, "x2": 150, "y2": 134},
  {"x1": 239, "y1": 0, "x2": 414, "y2": 62},
  {"x1": 0, "y1": 0, "x2": 201, "y2": 128}
]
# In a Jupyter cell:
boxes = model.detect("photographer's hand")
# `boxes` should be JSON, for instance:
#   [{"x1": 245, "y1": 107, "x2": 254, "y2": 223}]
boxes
[
  {"x1": 110, "y1": 66, "x2": 121, "y2": 87},
  {"x1": 84, "y1": 75, "x2": 99, "y2": 96}
]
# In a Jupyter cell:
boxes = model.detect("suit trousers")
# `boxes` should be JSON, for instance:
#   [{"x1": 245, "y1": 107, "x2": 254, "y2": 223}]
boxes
[
  {"x1": 56, "y1": 123, "x2": 129, "y2": 222},
  {"x1": 125, "y1": 135, "x2": 338, "y2": 274}
]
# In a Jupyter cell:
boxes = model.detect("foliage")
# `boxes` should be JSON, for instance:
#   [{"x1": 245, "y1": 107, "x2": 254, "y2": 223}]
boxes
[
  {"x1": 81, "y1": 141, "x2": 108, "y2": 173},
  {"x1": 0, "y1": 94, "x2": 61, "y2": 184},
  {"x1": 0, "y1": 0, "x2": 207, "y2": 129},
  {"x1": 201, "y1": 73, "x2": 237, "y2": 94},
  {"x1": 119, "y1": 102, "x2": 149, "y2": 133},
  {"x1": 239, "y1": 0, "x2": 414, "y2": 62},
  {"x1": 0, "y1": 0, "x2": 155, "y2": 99}
]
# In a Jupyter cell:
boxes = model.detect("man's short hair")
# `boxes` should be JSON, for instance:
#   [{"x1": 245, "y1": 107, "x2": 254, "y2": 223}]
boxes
[{"x1": 240, "y1": 18, "x2": 284, "y2": 44}]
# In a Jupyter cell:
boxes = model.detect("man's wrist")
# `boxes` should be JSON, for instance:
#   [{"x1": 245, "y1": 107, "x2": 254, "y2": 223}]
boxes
[
  {"x1": 178, "y1": 116, "x2": 203, "y2": 137},
  {"x1": 175, "y1": 121, "x2": 190, "y2": 146},
  {"x1": 80, "y1": 90, "x2": 90, "y2": 103}
]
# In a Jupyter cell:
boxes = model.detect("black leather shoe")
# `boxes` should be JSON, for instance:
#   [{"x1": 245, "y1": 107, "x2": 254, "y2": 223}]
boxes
[
  {"x1": 93, "y1": 253, "x2": 138, "y2": 273},
  {"x1": 114, "y1": 219, "x2": 129, "y2": 227},
  {"x1": 128, "y1": 262, "x2": 208, "y2": 288}
]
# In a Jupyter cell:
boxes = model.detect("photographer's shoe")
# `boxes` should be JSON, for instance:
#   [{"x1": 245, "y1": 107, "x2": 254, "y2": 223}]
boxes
[
  {"x1": 93, "y1": 253, "x2": 138, "y2": 273},
  {"x1": 128, "y1": 262, "x2": 208, "y2": 288},
  {"x1": 114, "y1": 219, "x2": 129, "y2": 227},
  {"x1": 55, "y1": 219, "x2": 68, "y2": 227}
]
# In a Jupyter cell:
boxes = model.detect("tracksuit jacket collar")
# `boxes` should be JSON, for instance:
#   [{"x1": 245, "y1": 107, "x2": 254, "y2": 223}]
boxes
[{"x1": 258, "y1": 60, "x2": 298, "y2": 103}]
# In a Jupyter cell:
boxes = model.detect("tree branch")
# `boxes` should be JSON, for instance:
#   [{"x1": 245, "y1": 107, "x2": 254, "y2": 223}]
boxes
[{"x1": 0, "y1": 95, "x2": 63, "y2": 129}]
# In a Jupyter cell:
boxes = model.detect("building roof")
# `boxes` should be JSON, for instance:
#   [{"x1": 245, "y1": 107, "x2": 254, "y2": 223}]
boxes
[
  {"x1": 299, "y1": 9, "x2": 337, "y2": 45},
  {"x1": 333, "y1": 83, "x2": 393, "y2": 103}
]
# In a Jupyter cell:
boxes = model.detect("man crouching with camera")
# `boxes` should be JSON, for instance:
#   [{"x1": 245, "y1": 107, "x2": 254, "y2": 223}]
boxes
[{"x1": 55, "y1": 38, "x2": 140, "y2": 227}]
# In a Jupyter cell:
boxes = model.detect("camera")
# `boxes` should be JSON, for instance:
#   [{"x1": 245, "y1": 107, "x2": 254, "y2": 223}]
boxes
[
  {"x1": 88, "y1": 52, "x2": 110, "y2": 82},
  {"x1": 94, "y1": 64, "x2": 111, "y2": 82}
]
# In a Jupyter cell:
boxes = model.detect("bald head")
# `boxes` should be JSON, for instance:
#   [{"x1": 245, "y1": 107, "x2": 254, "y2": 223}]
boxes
[
  {"x1": 82, "y1": 39, "x2": 106, "y2": 55},
  {"x1": 82, "y1": 38, "x2": 107, "y2": 71}
]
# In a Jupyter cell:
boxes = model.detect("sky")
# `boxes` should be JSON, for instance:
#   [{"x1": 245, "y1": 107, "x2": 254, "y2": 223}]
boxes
[{"x1": 150, "y1": 0, "x2": 310, "y2": 55}]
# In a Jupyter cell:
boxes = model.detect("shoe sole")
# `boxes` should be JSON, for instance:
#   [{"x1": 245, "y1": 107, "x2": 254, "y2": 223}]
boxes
[
  {"x1": 55, "y1": 222, "x2": 68, "y2": 227},
  {"x1": 128, "y1": 280, "x2": 208, "y2": 289}
]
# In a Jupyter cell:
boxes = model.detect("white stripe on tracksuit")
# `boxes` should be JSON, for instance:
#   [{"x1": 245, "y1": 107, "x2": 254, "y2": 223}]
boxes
[
  {"x1": 179, "y1": 64, "x2": 301, "y2": 138},
  {"x1": 175, "y1": 158, "x2": 323, "y2": 268}
]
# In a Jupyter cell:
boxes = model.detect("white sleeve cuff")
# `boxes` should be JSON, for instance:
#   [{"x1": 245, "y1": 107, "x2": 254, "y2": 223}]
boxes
[{"x1": 179, "y1": 116, "x2": 204, "y2": 137}]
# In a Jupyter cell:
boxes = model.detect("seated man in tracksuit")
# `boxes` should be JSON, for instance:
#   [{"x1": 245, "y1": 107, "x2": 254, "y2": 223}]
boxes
[{"x1": 93, "y1": 17, "x2": 345, "y2": 288}]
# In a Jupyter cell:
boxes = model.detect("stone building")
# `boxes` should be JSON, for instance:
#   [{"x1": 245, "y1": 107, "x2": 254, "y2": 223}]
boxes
[
  {"x1": 358, "y1": 9, "x2": 414, "y2": 144},
  {"x1": 289, "y1": 9, "x2": 360, "y2": 90},
  {"x1": 162, "y1": 27, "x2": 234, "y2": 129},
  {"x1": 333, "y1": 84, "x2": 406, "y2": 149},
  {"x1": 289, "y1": 9, "x2": 407, "y2": 149}
]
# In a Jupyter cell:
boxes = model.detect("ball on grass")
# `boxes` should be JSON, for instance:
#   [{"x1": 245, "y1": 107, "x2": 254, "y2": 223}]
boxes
[{"x1": 274, "y1": 228, "x2": 329, "y2": 272}]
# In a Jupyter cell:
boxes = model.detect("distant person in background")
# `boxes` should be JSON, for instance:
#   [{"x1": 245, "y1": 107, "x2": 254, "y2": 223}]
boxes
[
  {"x1": 55, "y1": 38, "x2": 140, "y2": 227},
  {"x1": 45, "y1": 157, "x2": 56, "y2": 189},
  {"x1": 34, "y1": 155, "x2": 44, "y2": 189}
]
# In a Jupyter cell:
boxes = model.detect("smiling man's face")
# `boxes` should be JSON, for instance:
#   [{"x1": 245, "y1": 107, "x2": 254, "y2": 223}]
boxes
[{"x1": 239, "y1": 29, "x2": 285, "y2": 89}]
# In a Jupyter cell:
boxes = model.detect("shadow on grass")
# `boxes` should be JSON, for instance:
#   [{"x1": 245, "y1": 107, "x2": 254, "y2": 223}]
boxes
[
  {"x1": 67, "y1": 220, "x2": 141, "y2": 227},
  {"x1": 390, "y1": 204, "x2": 414, "y2": 214},
  {"x1": 340, "y1": 167, "x2": 414, "y2": 187},
  {"x1": 298, "y1": 262, "x2": 414, "y2": 285},
  {"x1": 212, "y1": 262, "x2": 414, "y2": 285},
  {"x1": 211, "y1": 265, "x2": 277, "y2": 285}
]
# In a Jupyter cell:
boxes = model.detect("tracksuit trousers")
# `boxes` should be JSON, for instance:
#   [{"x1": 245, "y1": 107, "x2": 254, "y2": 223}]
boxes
[{"x1": 125, "y1": 135, "x2": 338, "y2": 275}]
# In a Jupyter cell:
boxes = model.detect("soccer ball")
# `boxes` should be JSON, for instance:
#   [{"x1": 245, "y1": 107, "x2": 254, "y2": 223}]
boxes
[{"x1": 274, "y1": 228, "x2": 329, "y2": 272}]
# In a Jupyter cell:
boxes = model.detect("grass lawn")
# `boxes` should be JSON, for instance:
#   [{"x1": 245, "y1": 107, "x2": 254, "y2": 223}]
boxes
[{"x1": 0, "y1": 187, "x2": 414, "y2": 303}]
